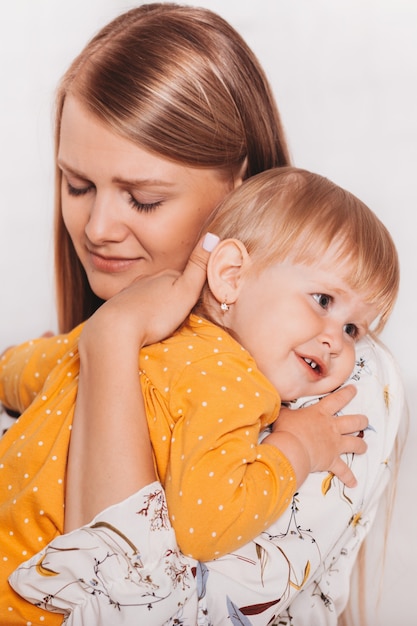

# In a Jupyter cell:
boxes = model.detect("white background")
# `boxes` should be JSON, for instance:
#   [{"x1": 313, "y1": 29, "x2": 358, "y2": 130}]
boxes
[{"x1": 0, "y1": 1, "x2": 415, "y2": 623}]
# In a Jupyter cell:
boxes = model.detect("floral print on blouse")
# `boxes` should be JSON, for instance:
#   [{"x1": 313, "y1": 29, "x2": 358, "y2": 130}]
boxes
[{"x1": 8, "y1": 336, "x2": 405, "y2": 626}]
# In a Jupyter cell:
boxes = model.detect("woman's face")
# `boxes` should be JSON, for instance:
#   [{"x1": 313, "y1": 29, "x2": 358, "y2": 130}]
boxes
[{"x1": 59, "y1": 96, "x2": 239, "y2": 300}]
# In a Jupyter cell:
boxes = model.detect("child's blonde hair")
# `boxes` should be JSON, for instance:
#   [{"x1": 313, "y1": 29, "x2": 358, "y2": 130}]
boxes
[{"x1": 202, "y1": 167, "x2": 399, "y2": 333}]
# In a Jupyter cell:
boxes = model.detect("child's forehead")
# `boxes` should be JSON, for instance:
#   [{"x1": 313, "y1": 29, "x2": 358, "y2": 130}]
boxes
[
  {"x1": 263, "y1": 253, "x2": 375, "y2": 302},
  {"x1": 274, "y1": 244, "x2": 353, "y2": 281}
]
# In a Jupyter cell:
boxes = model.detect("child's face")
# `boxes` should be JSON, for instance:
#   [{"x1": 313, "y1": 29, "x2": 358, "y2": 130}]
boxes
[
  {"x1": 228, "y1": 257, "x2": 378, "y2": 401},
  {"x1": 58, "y1": 96, "x2": 238, "y2": 301}
]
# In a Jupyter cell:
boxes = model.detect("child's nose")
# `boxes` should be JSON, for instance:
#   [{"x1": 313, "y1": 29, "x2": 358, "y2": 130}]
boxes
[{"x1": 320, "y1": 323, "x2": 344, "y2": 355}]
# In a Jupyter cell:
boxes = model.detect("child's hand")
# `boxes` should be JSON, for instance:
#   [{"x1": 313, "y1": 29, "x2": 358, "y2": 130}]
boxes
[{"x1": 264, "y1": 385, "x2": 368, "y2": 489}]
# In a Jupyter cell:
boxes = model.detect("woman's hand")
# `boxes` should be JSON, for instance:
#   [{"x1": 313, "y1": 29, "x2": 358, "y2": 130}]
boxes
[
  {"x1": 264, "y1": 385, "x2": 368, "y2": 489},
  {"x1": 81, "y1": 233, "x2": 219, "y2": 352},
  {"x1": 64, "y1": 234, "x2": 218, "y2": 530}
]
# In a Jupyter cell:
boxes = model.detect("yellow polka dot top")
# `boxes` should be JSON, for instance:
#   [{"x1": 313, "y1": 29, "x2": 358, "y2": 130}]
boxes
[
  {"x1": 0, "y1": 315, "x2": 296, "y2": 621},
  {"x1": 140, "y1": 315, "x2": 295, "y2": 560}
]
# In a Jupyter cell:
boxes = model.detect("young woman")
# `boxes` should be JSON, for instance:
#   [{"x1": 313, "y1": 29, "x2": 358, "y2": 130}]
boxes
[{"x1": 0, "y1": 4, "x2": 405, "y2": 625}]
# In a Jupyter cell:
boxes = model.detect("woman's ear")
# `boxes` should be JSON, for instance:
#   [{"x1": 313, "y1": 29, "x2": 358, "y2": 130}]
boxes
[
  {"x1": 207, "y1": 239, "x2": 251, "y2": 305},
  {"x1": 233, "y1": 157, "x2": 248, "y2": 188}
]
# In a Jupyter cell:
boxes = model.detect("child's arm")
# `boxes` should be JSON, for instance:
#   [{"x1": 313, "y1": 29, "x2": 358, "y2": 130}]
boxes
[
  {"x1": 164, "y1": 353, "x2": 294, "y2": 560},
  {"x1": 0, "y1": 326, "x2": 82, "y2": 413},
  {"x1": 164, "y1": 357, "x2": 367, "y2": 561}
]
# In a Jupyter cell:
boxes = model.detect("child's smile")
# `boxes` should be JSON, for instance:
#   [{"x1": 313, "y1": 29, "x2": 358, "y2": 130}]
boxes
[{"x1": 226, "y1": 255, "x2": 378, "y2": 401}]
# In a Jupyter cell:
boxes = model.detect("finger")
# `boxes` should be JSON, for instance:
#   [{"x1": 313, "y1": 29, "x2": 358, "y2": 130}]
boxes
[
  {"x1": 175, "y1": 233, "x2": 220, "y2": 293},
  {"x1": 329, "y1": 458, "x2": 357, "y2": 488},
  {"x1": 340, "y1": 434, "x2": 368, "y2": 456},
  {"x1": 334, "y1": 413, "x2": 369, "y2": 435},
  {"x1": 189, "y1": 233, "x2": 220, "y2": 270},
  {"x1": 319, "y1": 384, "x2": 357, "y2": 415}
]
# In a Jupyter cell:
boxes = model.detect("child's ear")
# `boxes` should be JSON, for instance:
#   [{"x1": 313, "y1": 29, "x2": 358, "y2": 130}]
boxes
[{"x1": 207, "y1": 239, "x2": 251, "y2": 304}]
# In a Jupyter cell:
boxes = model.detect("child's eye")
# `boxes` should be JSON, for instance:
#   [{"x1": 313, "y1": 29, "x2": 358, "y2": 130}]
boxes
[
  {"x1": 344, "y1": 323, "x2": 359, "y2": 339},
  {"x1": 312, "y1": 293, "x2": 332, "y2": 309},
  {"x1": 128, "y1": 194, "x2": 163, "y2": 213}
]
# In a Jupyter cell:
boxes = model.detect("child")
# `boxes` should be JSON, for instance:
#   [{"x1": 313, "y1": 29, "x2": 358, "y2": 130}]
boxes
[{"x1": 1, "y1": 166, "x2": 399, "y2": 625}]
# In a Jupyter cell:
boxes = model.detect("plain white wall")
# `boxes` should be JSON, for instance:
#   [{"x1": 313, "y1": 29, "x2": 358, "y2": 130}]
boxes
[{"x1": 0, "y1": 1, "x2": 415, "y2": 623}]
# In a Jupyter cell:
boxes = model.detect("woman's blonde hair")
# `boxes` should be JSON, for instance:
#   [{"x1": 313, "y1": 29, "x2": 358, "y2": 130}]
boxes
[
  {"x1": 53, "y1": 2, "x2": 290, "y2": 332},
  {"x1": 199, "y1": 167, "x2": 399, "y2": 332}
]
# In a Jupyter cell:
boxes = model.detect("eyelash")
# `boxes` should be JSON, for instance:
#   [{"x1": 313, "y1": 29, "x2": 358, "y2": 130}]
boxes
[
  {"x1": 127, "y1": 195, "x2": 162, "y2": 213},
  {"x1": 66, "y1": 181, "x2": 91, "y2": 197},
  {"x1": 66, "y1": 181, "x2": 162, "y2": 213}
]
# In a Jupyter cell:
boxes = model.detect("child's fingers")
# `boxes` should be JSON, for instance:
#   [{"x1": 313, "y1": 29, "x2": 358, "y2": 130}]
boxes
[
  {"x1": 319, "y1": 384, "x2": 357, "y2": 415},
  {"x1": 329, "y1": 457, "x2": 358, "y2": 489},
  {"x1": 334, "y1": 413, "x2": 369, "y2": 436}
]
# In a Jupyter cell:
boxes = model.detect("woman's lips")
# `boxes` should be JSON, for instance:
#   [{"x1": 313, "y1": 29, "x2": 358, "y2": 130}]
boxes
[{"x1": 89, "y1": 251, "x2": 139, "y2": 273}]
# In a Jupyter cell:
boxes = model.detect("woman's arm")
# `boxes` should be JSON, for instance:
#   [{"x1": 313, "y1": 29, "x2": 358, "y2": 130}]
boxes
[
  {"x1": 10, "y1": 482, "x2": 199, "y2": 626},
  {"x1": 64, "y1": 237, "x2": 216, "y2": 530},
  {"x1": 64, "y1": 320, "x2": 156, "y2": 531}
]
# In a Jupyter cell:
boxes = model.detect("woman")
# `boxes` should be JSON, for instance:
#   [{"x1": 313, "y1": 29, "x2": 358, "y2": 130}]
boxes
[{"x1": 0, "y1": 4, "x2": 404, "y2": 625}]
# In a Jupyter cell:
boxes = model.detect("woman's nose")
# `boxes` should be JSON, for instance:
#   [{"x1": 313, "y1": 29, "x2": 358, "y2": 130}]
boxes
[{"x1": 84, "y1": 193, "x2": 128, "y2": 244}]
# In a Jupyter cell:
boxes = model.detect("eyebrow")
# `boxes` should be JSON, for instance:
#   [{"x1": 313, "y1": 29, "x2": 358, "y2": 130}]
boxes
[
  {"x1": 112, "y1": 175, "x2": 175, "y2": 188},
  {"x1": 57, "y1": 159, "x2": 176, "y2": 188}
]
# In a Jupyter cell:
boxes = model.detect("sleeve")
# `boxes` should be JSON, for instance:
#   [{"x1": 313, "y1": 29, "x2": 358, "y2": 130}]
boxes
[
  {"x1": 8, "y1": 482, "x2": 200, "y2": 626},
  {"x1": 0, "y1": 325, "x2": 83, "y2": 413},
  {"x1": 165, "y1": 351, "x2": 296, "y2": 561}
]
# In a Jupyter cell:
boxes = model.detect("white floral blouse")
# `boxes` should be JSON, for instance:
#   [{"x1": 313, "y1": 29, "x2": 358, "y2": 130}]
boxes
[{"x1": 8, "y1": 336, "x2": 405, "y2": 626}]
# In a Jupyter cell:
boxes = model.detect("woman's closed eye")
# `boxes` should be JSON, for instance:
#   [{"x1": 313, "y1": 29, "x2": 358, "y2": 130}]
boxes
[
  {"x1": 64, "y1": 177, "x2": 163, "y2": 212},
  {"x1": 66, "y1": 180, "x2": 94, "y2": 196},
  {"x1": 127, "y1": 194, "x2": 163, "y2": 213}
]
